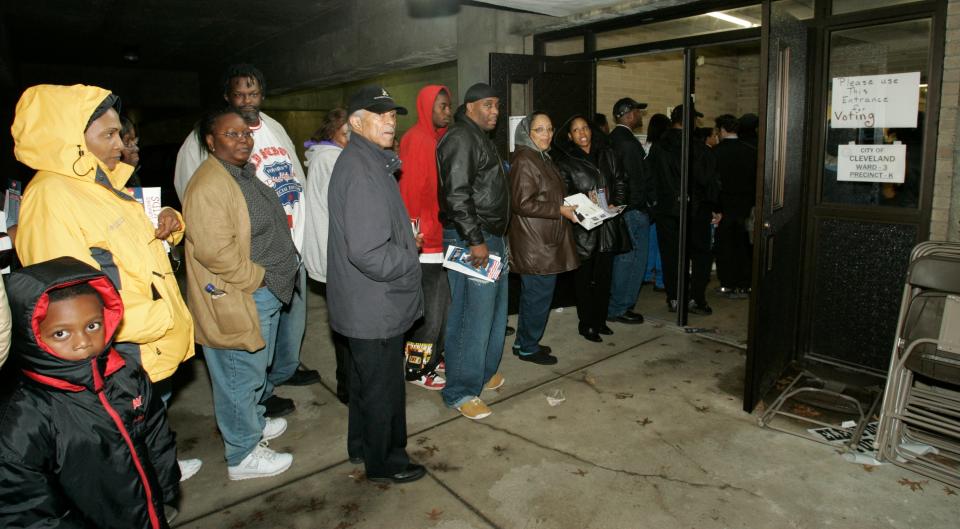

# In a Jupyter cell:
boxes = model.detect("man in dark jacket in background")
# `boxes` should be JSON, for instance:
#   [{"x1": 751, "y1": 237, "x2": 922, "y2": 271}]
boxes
[
  {"x1": 712, "y1": 114, "x2": 756, "y2": 297},
  {"x1": 607, "y1": 97, "x2": 651, "y2": 325},
  {"x1": 436, "y1": 83, "x2": 510, "y2": 420},
  {"x1": 647, "y1": 104, "x2": 721, "y2": 315},
  {"x1": 327, "y1": 85, "x2": 425, "y2": 484}
]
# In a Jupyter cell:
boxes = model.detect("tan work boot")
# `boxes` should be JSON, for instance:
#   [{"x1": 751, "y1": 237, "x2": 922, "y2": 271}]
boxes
[{"x1": 456, "y1": 397, "x2": 492, "y2": 420}]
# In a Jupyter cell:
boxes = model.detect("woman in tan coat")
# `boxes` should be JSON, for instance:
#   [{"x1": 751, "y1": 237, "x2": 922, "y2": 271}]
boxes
[
  {"x1": 507, "y1": 112, "x2": 580, "y2": 365},
  {"x1": 183, "y1": 108, "x2": 299, "y2": 481}
]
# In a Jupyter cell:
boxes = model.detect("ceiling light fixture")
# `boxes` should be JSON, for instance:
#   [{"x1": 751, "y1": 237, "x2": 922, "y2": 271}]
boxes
[{"x1": 708, "y1": 12, "x2": 760, "y2": 28}]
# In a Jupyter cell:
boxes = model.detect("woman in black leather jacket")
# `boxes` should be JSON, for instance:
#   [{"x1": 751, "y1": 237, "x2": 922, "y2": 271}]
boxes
[{"x1": 552, "y1": 114, "x2": 631, "y2": 342}]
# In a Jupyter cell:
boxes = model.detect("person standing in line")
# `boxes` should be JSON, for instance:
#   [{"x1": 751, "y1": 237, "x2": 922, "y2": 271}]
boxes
[
  {"x1": 507, "y1": 111, "x2": 579, "y2": 365},
  {"x1": 607, "y1": 97, "x2": 651, "y2": 326},
  {"x1": 553, "y1": 115, "x2": 631, "y2": 343},
  {"x1": 436, "y1": 83, "x2": 510, "y2": 420},
  {"x1": 327, "y1": 86, "x2": 426, "y2": 484},
  {"x1": 174, "y1": 64, "x2": 319, "y2": 419},
  {"x1": 302, "y1": 108, "x2": 353, "y2": 404},
  {"x1": 712, "y1": 114, "x2": 756, "y2": 298},
  {"x1": 398, "y1": 84, "x2": 453, "y2": 391}
]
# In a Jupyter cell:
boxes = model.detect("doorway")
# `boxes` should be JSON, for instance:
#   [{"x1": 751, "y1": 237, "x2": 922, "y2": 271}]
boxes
[{"x1": 595, "y1": 41, "x2": 763, "y2": 346}]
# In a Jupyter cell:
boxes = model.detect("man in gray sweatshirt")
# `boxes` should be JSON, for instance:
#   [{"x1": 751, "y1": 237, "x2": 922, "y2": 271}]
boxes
[{"x1": 326, "y1": 85, "x2": 425, "y2": 484}]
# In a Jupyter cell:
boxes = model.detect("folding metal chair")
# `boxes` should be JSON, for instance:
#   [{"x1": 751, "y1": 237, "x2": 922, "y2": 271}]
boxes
[{"x1": 875, "y1": 241, "x2": 960, "y2": 487}]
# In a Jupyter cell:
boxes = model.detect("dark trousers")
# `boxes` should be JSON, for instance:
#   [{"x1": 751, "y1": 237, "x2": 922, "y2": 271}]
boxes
[
  {"x1": 346, "y1": 335, "x2": 410, "y2": 477},
  {"x1": 515, "y1": 273, "x2": 557, "y2": 353},
  {"x1": 656, "y1": 210, "x2": 713, "y2": 305},
  {"x1": 715, "y1": 214, "x2": 753, "y2": 289},
  {"x1": 318, "y1": 281, "x2": 352, "y2": 399},
  {"x1": 657, "y1": 216, "x2": 681, "y2": 302},
  {"x1": 404, "y1": 263, "x2": 449, "y2": 379},
  {"x1": 574, "y1": 252, "x2": 614, "y2": 331}
]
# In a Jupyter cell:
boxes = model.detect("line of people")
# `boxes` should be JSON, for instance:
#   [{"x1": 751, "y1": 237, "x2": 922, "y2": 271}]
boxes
[{"x1": 0, "y1": 59, "x2": 757, "y2": 528}]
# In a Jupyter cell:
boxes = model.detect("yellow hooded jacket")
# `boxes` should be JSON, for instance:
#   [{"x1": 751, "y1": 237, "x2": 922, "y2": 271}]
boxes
[{"x1": 11, "y1": 84, "x2": 195, "y2": 381}]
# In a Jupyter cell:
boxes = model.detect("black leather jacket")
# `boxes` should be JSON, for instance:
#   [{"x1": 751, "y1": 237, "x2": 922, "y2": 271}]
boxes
[
  {"x1": 552, "y1": 115, "x2": 631, "y2": 259},
  {"x1": 437, "y1": 107, "x2": 510, "y2": 246},
  {"x1": 609, "y1": 124, "x2": 653, "y2": 211}
]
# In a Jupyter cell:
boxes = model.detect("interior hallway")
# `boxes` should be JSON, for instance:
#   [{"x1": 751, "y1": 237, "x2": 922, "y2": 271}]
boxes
[{"x1": 165, "y1": 283, "x2": 956, "y2": 529}]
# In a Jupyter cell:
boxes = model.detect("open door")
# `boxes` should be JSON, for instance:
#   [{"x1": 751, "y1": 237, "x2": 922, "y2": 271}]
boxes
[
  {"x1": 743, "y1": 0, "x2": 811, "y2": 412},
  {"x1": 489, "y1": 53, "x2": 594, "y2": 157}
]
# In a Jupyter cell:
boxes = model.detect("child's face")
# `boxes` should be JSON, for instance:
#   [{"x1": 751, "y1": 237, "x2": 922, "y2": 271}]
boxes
[{"x1": 38, "y1": 294, "x2": 106, "y2": 361}]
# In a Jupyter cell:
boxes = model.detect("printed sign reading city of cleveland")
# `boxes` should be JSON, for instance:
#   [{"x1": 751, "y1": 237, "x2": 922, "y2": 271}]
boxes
[
  {"x1": 830, "y1": 72, "x2": 921, "y2": 129},
  {"x1": 837, "y1": 143, "x2": 906, "y2": 184}
]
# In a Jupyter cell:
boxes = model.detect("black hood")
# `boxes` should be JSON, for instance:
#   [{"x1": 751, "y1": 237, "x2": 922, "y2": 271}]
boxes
[
  {"x1": 658, "y1": 127, "x2": 684, "y2": 155},
  {"x1": 6, "y1": 256, "x2": 125, "y2": 392},
  {"x1": 552, "y1": 113, "x2": 610, "y2": 160}
]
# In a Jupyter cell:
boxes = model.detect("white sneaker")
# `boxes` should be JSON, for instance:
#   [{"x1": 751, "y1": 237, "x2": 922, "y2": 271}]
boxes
[
  {"x1": 178, "y1": 458, "x2": 203, "y2": 482},
  {"x1": 227, "y1": 441, "x2": 293, "y2": 481},
  {"x1": 262, "y1": 417, "x2": 287, "y2": 441}
]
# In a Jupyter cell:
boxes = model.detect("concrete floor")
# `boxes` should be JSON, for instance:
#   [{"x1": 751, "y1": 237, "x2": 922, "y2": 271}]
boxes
[{"x1": 167, "y1": 282, "x2": 958, "y2": 529}]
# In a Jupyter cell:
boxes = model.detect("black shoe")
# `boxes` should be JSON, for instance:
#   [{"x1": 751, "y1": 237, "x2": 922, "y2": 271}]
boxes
[
  {"x1": 598, "y1": 324, "x2": 614, "y2": 335},
  {"x1": 349, "y1": 456, "x2": 364, "y2": 465},
  {"x1": 579, "y1": 328, "x2": 602, "y2": 342},
  {"x1": 607, "y1": 310, "x2": 644, "y2": 324},
  {"x1": 367, "y1": 463, "x2": 426, "y2": 484},
  {"x1": 262, "y1": 395, "x2": 295, "y2": 418},
  {"x1": 513, "y1": 347, "x2": 558, "y2": 365},
  {"x1": 688, "y1": 300, "x2": 713, "y2": 315},
  {"x1": 505, "y1": 326, "x2": 516, "y2": 336},
  {"x1": 281, "y1": 364, "x2": 322, "y2": 386},
  {"x1": 653, "y1": 286, "x2": 666, "y2": 293}
]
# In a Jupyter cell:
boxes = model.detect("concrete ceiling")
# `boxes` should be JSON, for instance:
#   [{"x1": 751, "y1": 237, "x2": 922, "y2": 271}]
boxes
[
  {"x1": 2, "y1": 0, "x2": 353, "y2": 71},
  {"x1": 472, "y1": 0, "x2": 626, "y2": 17}
]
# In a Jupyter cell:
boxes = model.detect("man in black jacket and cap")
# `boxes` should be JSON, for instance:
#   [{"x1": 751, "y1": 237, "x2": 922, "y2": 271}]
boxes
[
  {"x1": 607, "y1": 97, "x2": 651, "y2": 325},
  {"x1": 327, "y1": 85, "x2": 426, "y2": 484},
  {"x1": 436, "y1": 82, "x2": 510, "y2": 420}
]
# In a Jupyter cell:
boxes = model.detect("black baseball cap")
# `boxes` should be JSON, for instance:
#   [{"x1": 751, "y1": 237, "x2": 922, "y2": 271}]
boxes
[
  {"x1": 347, "y1": 85, "x2": 408, "y2": 115},
  {"x1": 612, "y1": 97, "x2": 647, "y2": 119},
  {"x1": 670, "y1": 104, "x2": 704, "y2": 123}
]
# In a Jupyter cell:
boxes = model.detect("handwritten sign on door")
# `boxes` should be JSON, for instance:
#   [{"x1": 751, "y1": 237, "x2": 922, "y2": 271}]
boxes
[
  {"x1": 836, "y1": 143, "x2": 906, "y2": 183},
  {"x1": 831, "y1": 72, "x2": 920, "y2": 129}
]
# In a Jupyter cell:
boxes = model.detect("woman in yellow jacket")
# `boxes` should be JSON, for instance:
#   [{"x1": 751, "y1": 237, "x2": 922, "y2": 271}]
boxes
[{"x1": 11, "y1": 85, "x2": 195, "y2": 394}]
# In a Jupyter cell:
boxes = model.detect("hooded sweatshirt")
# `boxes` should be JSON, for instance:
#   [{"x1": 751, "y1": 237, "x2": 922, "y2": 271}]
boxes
[
  {"x1": 11, "y1": 84, "x2": 195, "y2": 382},
  {"x1": 398, "y1": 85, "x2": 450, "y2": 258},
  {"x1": 0, "y1": 257, "x2": 179, "y2": 529},
  {"x1": 302, "y1": 140, "x2": 344, "y2": 282}
]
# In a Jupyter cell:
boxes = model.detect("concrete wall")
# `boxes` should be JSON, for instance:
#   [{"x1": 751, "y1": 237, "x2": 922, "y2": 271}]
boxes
[
  {"x1": 263, "y1": 61, "x2": 458, "y2": 164},
  {"x1": 939, "y1": 0, "x2": 960, "y2": 240}
]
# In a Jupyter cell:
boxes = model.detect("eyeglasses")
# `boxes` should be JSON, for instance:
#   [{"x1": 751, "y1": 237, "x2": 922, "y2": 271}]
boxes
[
  {"x1": 218, "y1": 131, "x2": 254, "y2": 141},
  {"x1": 532, "y1": 127, "x2": 554, "y2": 134}
]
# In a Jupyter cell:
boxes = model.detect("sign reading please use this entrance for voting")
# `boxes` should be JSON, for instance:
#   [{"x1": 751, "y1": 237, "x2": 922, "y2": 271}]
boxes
[
  {"x1": 837, "y1": 143, "x2": 906, "y2": 183},
  {"x1": 831, "y1": 72, "x2": 920, "y2": 128}
]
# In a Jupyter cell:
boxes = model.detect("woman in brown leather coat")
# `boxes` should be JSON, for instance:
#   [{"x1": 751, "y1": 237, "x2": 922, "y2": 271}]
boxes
[{"x1": 507, "y1": 112, "x2": 580, "y2": 364}]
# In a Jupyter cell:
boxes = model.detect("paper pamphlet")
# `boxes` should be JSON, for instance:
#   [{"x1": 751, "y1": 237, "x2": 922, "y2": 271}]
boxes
[
  {"x1": 563, "y1": 192, "x2": 625, "y2": 230},
  {"x1": 127, "y1": 186, "x2": 170, "y2": 252},
  {"x1": 442, "y1": 246, "x2": 503, "y2": 282}
]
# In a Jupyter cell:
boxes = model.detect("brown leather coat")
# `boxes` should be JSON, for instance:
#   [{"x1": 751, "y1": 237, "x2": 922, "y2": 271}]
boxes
[{"x1": 507, "y1": 145, "x2": 579, "y2": 275}]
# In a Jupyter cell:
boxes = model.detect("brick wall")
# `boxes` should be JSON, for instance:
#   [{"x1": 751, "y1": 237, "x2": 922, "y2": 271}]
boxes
[
  {"x1": 595, "y1": 44, "x2": 759, "y2": 132},
  {"x1": 938, "y1": 0, "x2": 960, "y2": 240}
]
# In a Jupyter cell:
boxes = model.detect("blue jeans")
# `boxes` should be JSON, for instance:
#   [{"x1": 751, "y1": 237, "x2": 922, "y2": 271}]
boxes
[
  {"x1": 264, "y1": 263, "x2": 306, "y2": 398},
  {"x1": 203, "y1": 287, "x2": 283, "y2": 466},
  {"x1": 645, "y1": 223, "x2": 664, "y2": 289},
  {"x1": 441, "y1": 229, "x2": 508, "y2": 408},
  {"x1": 608, "y1": 209, "x2": 651, "y2": 317},
  {"x1": 514, "y1": 273, "x2": 556, "y2": 354}
]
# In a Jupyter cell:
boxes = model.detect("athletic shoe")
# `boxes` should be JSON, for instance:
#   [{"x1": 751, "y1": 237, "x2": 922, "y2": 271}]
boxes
[
  {"x1": 261, "y1": 417, "x2": 287, "y2": 441},
  {"x1": 178, "y1": 458, "x2": 202, "y2": 482},
  {"x1": 456, "y1": 397, "x2": 492, "y2": 420},
  {"x1": 483, "y1": 372, "x2": 505, "y2": 390},
  {"x1": 227, "y1": 441, "x2": 293, "y2": 481},
  {"x1": 435, "y1": 361, "x2": 446, "y2": 374},
  {"x1": 409, "y1": 373, "x2": 446, "y2": 390}
]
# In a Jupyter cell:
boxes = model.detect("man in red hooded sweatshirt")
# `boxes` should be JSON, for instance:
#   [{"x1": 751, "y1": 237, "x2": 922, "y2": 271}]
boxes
[{"x1": 398, "y1": 85, "x2": 453, "y2": 391}]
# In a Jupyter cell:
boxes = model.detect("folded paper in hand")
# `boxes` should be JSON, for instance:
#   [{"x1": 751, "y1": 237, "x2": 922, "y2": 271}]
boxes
[
  {"x1": 564, "y1": 192, "x2": 625, "y2": 230},
  {"x1": 442, "y1": 246, "x2": 503, "y2": 282}
]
